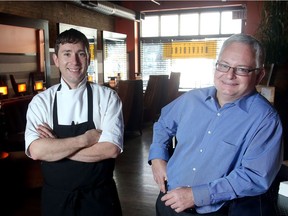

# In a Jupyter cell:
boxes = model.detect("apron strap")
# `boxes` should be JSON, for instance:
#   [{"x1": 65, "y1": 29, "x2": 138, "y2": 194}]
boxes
[{"x1": 53, "y1": 82, "x2": 93, "y2": 126}]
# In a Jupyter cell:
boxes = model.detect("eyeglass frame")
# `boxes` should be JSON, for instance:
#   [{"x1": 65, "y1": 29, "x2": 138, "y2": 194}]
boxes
[{"x1": 215, "y1": 62, "x2": 262, "y2": 76}]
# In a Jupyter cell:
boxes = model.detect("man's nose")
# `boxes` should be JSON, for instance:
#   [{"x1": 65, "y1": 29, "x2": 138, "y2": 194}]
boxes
[
  {"x1": 71, "y1": 54, "x2": 80, "y2": 63},
  {"x1": 226, "y1": 67, "x2": 237, "y2": 77}
]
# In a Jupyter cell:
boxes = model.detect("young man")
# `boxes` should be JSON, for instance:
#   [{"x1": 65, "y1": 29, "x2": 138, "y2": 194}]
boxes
[
  {"x1": 25, "y1": 28, "x2": 124, "y2": 216},
  {"x1": 149, "y1": 34, "x2": 283, "y2": 216}
]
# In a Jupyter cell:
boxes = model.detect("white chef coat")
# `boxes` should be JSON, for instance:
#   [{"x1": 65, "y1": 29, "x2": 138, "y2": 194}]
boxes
[{"x1": 25, "y1": 77, "x2": 124, "y2": 156}]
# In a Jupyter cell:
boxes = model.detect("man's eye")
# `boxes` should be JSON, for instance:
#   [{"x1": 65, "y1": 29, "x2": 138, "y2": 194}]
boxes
[
  {"x1": 64, "y1": 53, "x2": 71, "y2": 57},
  {"x1": 237, "y1": 68, "x2": 249, "y2": 73},
  {"x1": 79, "y1": 52, "x2": 87, "y2": 57},
  {"x1": 220, "y1": 64, "x2": 229, "y2": 69}
]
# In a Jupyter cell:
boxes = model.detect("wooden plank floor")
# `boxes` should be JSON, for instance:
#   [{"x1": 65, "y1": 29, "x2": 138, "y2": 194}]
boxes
[
  {"x1": 115, "y1": 124, "x2": 158, "y2": 216},
  {"x1": 2, "y1": 124, "x2": 159, "y2": 216}
]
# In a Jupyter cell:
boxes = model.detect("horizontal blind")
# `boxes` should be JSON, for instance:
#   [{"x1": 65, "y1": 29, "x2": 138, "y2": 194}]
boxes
[
  {"x1": 103, "y1": 39, "x2": 127, "y2": 83},
  {"x1": 140, "y1": 38, "x2": 227, "y2": 89}
]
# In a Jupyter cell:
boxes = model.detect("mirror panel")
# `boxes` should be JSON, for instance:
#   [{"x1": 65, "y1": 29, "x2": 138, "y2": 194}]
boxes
[
  {"x1": 0, "y1": 12, "x2": 50, "y2": 96},
  {"x1": 102, "y1": 31, "x2": 127, "y2": 84}
]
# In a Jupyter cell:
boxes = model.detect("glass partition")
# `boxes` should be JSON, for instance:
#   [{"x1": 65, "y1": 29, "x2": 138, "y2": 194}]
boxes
[{"x1": 102, "y1": 31, "x2": 127, "y2": 84}]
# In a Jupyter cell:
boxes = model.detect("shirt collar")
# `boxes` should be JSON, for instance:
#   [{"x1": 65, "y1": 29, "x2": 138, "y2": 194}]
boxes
[
  {"x1": 60, "y1": 76, "x2": 87, "y2": 90},
  {"x1": 235, "y1": 90, "x2": 258, "y2": 112},
  {"x1": 205, "y1": 87, "x2": 217, "y2": 102},
  {"x1": 205, "y1": 87, "x2": 258, "y2": 112}
]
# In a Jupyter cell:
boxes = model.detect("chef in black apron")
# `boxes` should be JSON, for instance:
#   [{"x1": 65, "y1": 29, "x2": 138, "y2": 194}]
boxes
[
  {"x1": 25, "y1": 28, "x2": 124, "y2": 216},
  {"x1": 41, "y1": 83, "x2": 122, "y2": 216}
]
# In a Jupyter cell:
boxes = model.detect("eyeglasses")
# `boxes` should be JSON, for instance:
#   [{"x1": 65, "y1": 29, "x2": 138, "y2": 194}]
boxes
[{"x1": 215, "y1": 62, "x2": 261, "y2": 76}]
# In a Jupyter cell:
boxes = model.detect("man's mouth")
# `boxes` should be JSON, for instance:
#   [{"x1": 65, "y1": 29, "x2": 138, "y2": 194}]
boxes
[
  {"x1": 68, "y1": 68, "x2": 80, "y2": 73},
  {"x1": 222, "y1": 80, "x2": 238, "y2": 86}
]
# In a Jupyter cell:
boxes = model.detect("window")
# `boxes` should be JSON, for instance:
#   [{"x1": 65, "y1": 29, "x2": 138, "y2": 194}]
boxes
[
  {"x1": 221, "y1": 11, "x2": 242, "y2": 34},
  {"x1": 141, "y1": 16, "x2": 159, "y2": 37},
  {"x1": 103, "y1": 31, "x2": 127, "y2": 83},
  {"x1": 161, "y1": 14, "x2": 178, "y2": 36},
  {"x1": 180, "y1": 13, "x2": 199, "y2": 36},
  {"x1": 200, "y1": 12, "x2": 220, "y2": 35},
  {"x1": 140, "y1": 7, "x2": 244, "y2": 90}
]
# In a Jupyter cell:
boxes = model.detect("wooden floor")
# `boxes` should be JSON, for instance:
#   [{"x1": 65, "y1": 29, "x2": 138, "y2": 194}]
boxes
[
  {"x1": 1, "y1": 124, "x2": 159, "y2": 216},
  {"x1": 115, "y1": 124, "x2": 158, "y2": 216}
]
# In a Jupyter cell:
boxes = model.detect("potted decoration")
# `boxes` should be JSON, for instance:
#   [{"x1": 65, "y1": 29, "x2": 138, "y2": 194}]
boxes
[{"x1": 255, "y1": 1, "x2": 288, "y2": 87}]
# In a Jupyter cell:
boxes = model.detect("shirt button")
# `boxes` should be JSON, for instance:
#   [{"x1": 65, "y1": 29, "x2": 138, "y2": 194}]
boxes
[
  {"x1": 217, "y1": 113, "x2": 221, "y2": 116},
  {"x1": 208, "y1": 131, "x2": 211, "y2": 134},
  {"x1": 200, "y1": 149, "x2": 203, "y2": 153},
  {"x1": 193, "y1": 168, "x2": 196, "y2": 171}
]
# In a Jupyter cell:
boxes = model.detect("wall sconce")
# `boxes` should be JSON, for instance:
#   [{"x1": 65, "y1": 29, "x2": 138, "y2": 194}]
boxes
[
  {"x1": 87, "y1": 74, "x2": 93, "y2": 82},
  {"x1": 34, "y1": 80, "x2": 44, "y2": 91},
  {"x1": 0, "y1": 85, "x2": 8, "y2": 96},
  {"x1": 17, "y1": 83, "x2": 27, "y2": 93}
]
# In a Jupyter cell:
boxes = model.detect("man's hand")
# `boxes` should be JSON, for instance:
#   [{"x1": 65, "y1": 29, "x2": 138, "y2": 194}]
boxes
[
  {"x1": 151, "y1": 159, "x2": 168, "y2": 193},
  {"x1": 37, "y1": 123, "x2": 56, "y2": 138},
  {"x1": 82, "y1": 128, "x2": 102, "y2": 147},
  {"x1": 161, "y1": 187, "x2": 195, "y2": 213}
]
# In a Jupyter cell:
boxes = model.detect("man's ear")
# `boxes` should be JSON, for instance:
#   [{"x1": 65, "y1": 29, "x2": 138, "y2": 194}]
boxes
[
  {"x1": 87, "y1": 53, "x2": 91, "y2": 65},
  {"x1": 52, "y1": 53, "x2": 59, "y2": 67},
  {"x1": 256, "y1": 68, "x2": 266, "y2": 85}
]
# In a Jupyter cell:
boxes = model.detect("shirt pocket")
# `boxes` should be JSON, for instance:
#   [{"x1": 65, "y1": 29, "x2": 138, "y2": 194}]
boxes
[{"x1": 208, "y1": 140, "x2": 240, "y2": 177}]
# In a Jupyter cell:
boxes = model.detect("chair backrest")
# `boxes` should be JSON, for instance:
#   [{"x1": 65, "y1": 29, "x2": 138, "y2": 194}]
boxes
[
  {"x1": 1, "y1": 96, "x2": 32, "y2": 135},
  {"x1": 9, "y1": 74, "x2": 19, "y2": 95},
  {"x1": 29, "y1": 72, "x2": 45, "y2": 92},
  {"x1": 117, "y1": 79, "x2": 143, "y2": 134},
  {"x1": 143, "y1": 75, "x2": 169, "y2": 122},
  {"x1": 167, "y1": 72, "x2": 181, "y2": 104},
  {"x1": 117, "y1": 80, "x2": 136, "y2": 125}
]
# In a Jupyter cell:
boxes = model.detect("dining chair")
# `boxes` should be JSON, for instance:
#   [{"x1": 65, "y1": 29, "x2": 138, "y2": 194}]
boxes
[
  {"x1": 143, "y1": 75, "x2": 169, "y2": 123},
  {"x1": 117, "y1": 79, "x2": 143, "y2": 135},
  {"x1": 167, "y1": 72, "x2": 181, "y2": 104}
]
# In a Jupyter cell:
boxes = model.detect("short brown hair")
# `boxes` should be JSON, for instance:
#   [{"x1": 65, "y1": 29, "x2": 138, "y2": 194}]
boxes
[{"x1": 54, "y1": 28, "x2": 90, "y2": 56}]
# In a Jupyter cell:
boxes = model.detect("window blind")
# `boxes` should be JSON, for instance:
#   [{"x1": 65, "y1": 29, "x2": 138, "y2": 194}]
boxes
[
  {"x1": 103, "y1": 39, "x2": 127, "y2": 83},
  {"x1": 140, "y1": 38, "x2": 227, "y2": 89}
]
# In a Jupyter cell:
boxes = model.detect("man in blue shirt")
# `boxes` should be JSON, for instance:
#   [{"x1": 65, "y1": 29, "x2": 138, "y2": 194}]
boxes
[{"x1": 148, "y1": 34, "x2": 283, "y2": 216}]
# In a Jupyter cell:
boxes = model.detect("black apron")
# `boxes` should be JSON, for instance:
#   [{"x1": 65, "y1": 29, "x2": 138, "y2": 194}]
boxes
[{"x1": 41, "y1": 83, "x2": 122, "y2": 216}]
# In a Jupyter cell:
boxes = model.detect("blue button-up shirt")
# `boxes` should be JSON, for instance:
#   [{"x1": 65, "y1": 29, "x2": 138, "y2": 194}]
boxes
[{"x1": 148, "y1": 86, "x2": 283, "y2": 214}]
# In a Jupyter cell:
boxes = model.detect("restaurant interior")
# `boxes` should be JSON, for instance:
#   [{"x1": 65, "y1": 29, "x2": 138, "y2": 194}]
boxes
[{"x1": 0, "y1": 1, "x2": 287, "y2": 215}]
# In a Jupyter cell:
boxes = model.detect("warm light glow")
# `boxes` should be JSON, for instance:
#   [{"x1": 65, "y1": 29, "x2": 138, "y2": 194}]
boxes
[
  {"x1": 17, "y1": 83, "x2": 27, "y2": 93},
  {"x1": 34, "y1": 80, "x2": 44, "y2": 91},
  {"x1": 87, "y1": 75, "x2": 93, "y2": 82},
  {"x1": 0, "y1": 151, "x2": 9, "y2": 159},
  {"x1": 0, "y1": 86, "x2": 8, "y2": 95}
]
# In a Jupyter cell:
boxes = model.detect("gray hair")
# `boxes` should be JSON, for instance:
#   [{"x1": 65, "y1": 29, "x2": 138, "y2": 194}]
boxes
[{"x1": 218, "y1": 34, "x2": 265, "y2": 68}]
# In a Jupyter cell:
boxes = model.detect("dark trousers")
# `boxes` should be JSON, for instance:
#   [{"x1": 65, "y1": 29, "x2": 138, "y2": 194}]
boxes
[{"x1": 156, "y1": 191, "x2": 277, "y2": 216}]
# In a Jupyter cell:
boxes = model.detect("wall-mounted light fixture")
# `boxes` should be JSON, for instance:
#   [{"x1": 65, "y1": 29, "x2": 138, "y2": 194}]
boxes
[
  {"x1": 0, "y1": 85, "x2": 8, "y2": 96},
  {"x1": 17, "y1": 83, "x2": 27, "y2": 93},
  {"x1": 71, "y1": 0, "x2": 145, "y2": 21},
  {"x1": 34, "y1": 80, "x2": 44, "y2": 91},
  {"x1": 87, "y1": 74, "x2": 94, "y2": 82}
]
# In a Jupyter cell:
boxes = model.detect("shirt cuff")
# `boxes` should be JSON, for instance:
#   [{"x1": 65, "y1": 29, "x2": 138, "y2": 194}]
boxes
[
  {"x1": 148, "y1": 144, "x2": 170, "y2": 165},
  {"x1": 192, "y1": 184, "x2": 211, "y2": 207}
]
